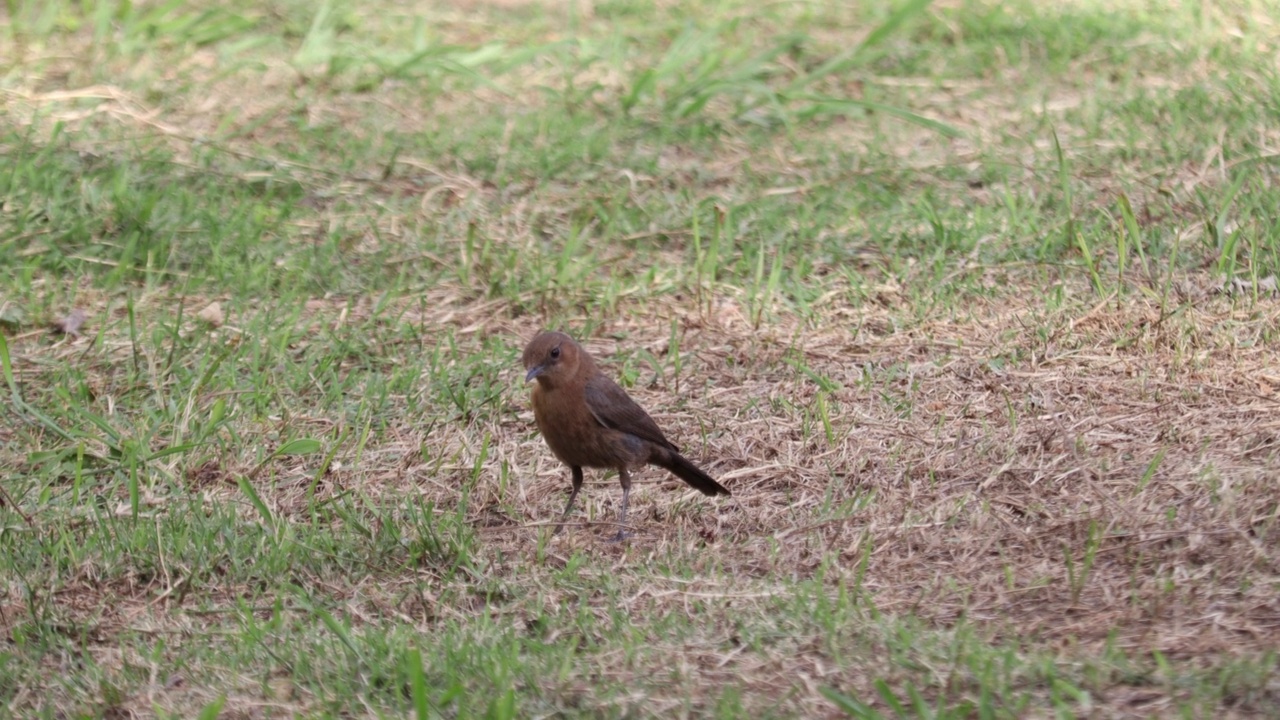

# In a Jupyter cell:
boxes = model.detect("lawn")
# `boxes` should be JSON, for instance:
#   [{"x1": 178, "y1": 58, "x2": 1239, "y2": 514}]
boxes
[{"x1": 2, "y1": 0, "x2": 1279, "y2": 717}]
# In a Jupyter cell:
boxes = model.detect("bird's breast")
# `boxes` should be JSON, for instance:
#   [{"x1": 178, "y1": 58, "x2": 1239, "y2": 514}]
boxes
[{"x1": 532, "y1": 385, "x2": 648, "y2": 469}]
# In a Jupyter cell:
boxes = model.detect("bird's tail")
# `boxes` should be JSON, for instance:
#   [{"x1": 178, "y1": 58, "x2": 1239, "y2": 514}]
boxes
[{"x1": 653, "y1": 449, "x2": 730, "y2": 496}]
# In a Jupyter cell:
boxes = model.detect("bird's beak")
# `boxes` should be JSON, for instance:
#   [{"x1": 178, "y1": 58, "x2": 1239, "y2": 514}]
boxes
[{"x1": 524, "y1": 365, "x2": 544, "y2": 383}]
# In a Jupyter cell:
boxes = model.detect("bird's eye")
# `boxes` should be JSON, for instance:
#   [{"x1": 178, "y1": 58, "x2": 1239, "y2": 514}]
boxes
[{"x1": 549, "y1": 346, "x2": 561, "y2": 360}]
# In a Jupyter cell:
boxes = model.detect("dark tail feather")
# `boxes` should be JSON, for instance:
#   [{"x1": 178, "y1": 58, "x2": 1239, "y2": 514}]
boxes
[{"x1": 654, "y1": 449, "x2": 730, "y2": 496}]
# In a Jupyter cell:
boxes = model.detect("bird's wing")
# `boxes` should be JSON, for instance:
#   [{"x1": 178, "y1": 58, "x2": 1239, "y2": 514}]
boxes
[{"x1": 583, "y1": 374, "x2": 679, "y2": 452}]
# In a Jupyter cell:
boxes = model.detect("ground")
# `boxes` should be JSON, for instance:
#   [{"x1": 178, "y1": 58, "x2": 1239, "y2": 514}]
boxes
[{"x1": 2, "y1": 0, "x2": 1279, "y2": 717}]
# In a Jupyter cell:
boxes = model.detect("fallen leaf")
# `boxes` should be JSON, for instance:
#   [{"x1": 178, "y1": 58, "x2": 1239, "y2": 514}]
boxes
[
  {"x1": 0, "y1": 303, "x2": 23, "y2": 329},
  {"x1": 267, "y1": 673, "x2": 295, "y2": 701},
  {"x1": 198, "y1": 301, "x2": 224, "y2": 327},
  {"x1": 53, "y1": 308, "x2": 86, "y2": 337},
  {"x1": 1227, "y1": 275, "x2": 1278, "y2": 296}
]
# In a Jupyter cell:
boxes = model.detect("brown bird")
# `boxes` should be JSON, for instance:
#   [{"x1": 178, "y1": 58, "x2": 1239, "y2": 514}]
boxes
[{"x1": 522, "y1": 331, "x2": 729, "y2": 540}]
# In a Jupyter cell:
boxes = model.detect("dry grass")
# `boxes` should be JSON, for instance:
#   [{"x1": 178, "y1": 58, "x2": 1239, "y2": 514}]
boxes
[
  {"x1": 479, "y1": 284, "x2": 1280, "y2": 653},
  {"x1": 375, "y1": 283, "x2": 1280, "y2": 717},
  {"x1": 9, "y1": 274, "x2": 1279, "y2": 715}
]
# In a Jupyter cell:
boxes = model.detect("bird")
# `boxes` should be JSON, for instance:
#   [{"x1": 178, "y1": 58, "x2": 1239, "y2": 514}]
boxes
[{"x1": 521, "y1": 331, "x2": 730, "y2": 540}]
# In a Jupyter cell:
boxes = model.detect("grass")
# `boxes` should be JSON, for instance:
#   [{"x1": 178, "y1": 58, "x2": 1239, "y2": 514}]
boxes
[{"x1": 3, "y1": 0, "x2": 1280, "y2": 716}]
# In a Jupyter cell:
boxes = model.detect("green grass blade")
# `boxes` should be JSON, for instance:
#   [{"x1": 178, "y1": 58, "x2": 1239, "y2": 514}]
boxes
[
  {"x1": 405, "y1": 647, "x2": 432, "y2": 720},
  {"x1": 236, "y1": 475, "x2": 275, "y2": 525},
  {"x1": 0, "y1": 332, "x2": 16, "y2": 397},
  {"x1": 789, "y1": 0, "x2": 934, "y2": 89},
  {"x1": 275, "y1": 437, "x2": 323, "y2": 456},
  {"x1": 0, "y1": 333, "x2": 77, "y2": 444},
  {"x1": 196, "y1": 695, "x2": 226, "y2": 720},
  {"x1": 794, "y1": 96, "x2": 963, "y2": 137},
  {"x1": 289, "y1": 586, "x2": 363, "y2": 660},
  {"x1": 821, "y1": 686, "x2": 882, "y2": 718}
]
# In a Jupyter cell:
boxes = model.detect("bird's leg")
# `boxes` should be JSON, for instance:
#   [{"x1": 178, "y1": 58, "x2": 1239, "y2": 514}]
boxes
[
  {"x1": 608, "y1": 468, "x2": 632, "y2": 542},
  {"x1": 555, "y1": 466, "x2": 584, "y2": 535}
]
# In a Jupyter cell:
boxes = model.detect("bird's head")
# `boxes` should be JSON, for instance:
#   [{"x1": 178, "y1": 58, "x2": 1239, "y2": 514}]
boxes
[{"x1": 522, "y1": 331, "x2": 583, "y2": 386}]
